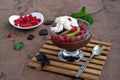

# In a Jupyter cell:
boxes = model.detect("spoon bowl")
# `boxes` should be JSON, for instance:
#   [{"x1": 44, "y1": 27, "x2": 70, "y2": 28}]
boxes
[
  {"x1": 9, "y1": 12, "x2": 44, "y2": 29},
  {"x1": 92, "y1": 45, "x2": 103, "y2": 55}
]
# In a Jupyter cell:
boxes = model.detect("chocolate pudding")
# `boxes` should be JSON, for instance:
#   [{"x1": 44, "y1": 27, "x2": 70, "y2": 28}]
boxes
[{"x1": 51, "y1": 34, "x2": 91, "y2": 51}]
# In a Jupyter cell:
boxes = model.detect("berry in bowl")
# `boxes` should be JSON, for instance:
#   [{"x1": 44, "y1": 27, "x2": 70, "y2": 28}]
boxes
[
  {"x1": 50, "y1": 16, "x2": 91, "y2": 62},
  {"x1": 9, "y1": 12, "x2": 44, "y2": 29}
]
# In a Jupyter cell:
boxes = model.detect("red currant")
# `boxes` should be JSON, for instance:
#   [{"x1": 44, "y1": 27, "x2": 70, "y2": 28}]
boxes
[
  {"x1": 70, "y1": 26, "x2": 77, "y2": 32},
  {"x1": 7, "y1": 33, "x2": 12, "y2": 38},
  {"x1": 14, "y1": 14, "x2": 41, "y2": 28},
  {"x1": 68, "y1": 18, "x2": 72, "y2": 22},
  {"x1": 79, "y1": 30, "x2": 86, "y2": 35},
  {"x1": 65, "y1": 37, "x2": 69, "y2": 42},
  {"x1": 69, "y1": 37, "x2": 74, "y2": 42},
  {"x1": 80, "y1": 24, "x2": 86, "y2": 30}
]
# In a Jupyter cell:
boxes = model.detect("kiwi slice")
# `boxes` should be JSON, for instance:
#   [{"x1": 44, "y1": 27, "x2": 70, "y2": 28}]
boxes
[
  {"x1": 60, "y1": 30, "x2": 69, "y2": 35},
  {"x1": 67, "y1": 27, "x2": 80, "y2": 37}
]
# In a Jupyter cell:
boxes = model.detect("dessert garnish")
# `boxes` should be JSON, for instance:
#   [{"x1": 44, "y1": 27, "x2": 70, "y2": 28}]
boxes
[
  {"x1": 71, "y1": 6, "x2": 94, "y2": 25},
  {"x1": 51, "y1": 16, "x2": 79, "y2": 33},
  {"x1": 51, "y1": 16, "x2": 87, "y2": 42}
]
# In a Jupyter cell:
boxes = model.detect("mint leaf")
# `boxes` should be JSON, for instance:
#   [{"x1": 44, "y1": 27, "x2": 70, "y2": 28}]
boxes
[
  {"x1": 86, "y1": 14, "x2": 94, "y2": 25},
  {"x1": 71, "y1": 13, "x2": 81, "y2": 18},
  {"x1": 70, "y1": 6, "x2": 94, "y2": 25},
  {"x1": 80, "y1": 6, "x2": 86, "y2": 15},
  {"x1": 71, "y1": 6, "x2": 86, "y2": 18},
  {"x1": 71, "y1": 13, "x2": 86, "y2": 19}
]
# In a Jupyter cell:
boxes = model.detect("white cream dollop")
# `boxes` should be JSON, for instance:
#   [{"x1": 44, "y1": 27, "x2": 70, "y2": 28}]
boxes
[{"x1": 51, "y1": 16, "x2": 79, "y2": 33}]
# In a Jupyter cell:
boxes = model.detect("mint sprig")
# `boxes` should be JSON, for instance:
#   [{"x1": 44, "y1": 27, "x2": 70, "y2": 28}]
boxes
[
  {"x1": 80, "y1": 6, "x2": 86, "y2": 15},
  {"x1": 71, "y1": 7, "x2": 94, "y2": 25}
]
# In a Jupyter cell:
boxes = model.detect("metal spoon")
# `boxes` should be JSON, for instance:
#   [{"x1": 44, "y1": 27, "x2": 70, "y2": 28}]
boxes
[{"x1": 75, "y1": 45, "x2": 103, "y2": 77}]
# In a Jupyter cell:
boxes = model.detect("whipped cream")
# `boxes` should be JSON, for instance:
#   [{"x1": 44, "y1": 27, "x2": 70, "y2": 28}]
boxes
[{"x1": 51, "y1": 16, "x2": 79, "y2": 33}]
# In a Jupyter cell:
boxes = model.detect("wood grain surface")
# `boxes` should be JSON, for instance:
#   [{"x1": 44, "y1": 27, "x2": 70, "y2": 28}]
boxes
[{"x1": 27, "y1": 39, "x2": 112, "y2": 80}]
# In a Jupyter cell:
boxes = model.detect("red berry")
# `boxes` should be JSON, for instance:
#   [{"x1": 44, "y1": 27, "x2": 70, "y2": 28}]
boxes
[
  {"x1": 52, "y1": 34, "x2": 58, "y2": 40},
  {"x1": 65, "y1": 37, "x2": 69, "y2": 42},
  {"x1": 80, "y1": 24, "x2": 86, "y2": 30},
  {"x1": 14, "y1": 14, "x2": 41, "y2": 28},
  {"x1": 24, "y1": 16, "x2": 27, "y2": 19},
  {"x1": 62, "y1": 34, "x2": 67, "y2": 38},
  {"x1": 29, "y1": 23, "x2": 32, "y2": 26},
  {"x1": 19, "y1": 24, "x2": 23, "y2": 27},
  {"x1": 76, "y1": 36, "x2": 81, "y2": 40},
  {"x1": 28, "y1": 14, "x2": 32, "y2": 18},
  {"x1": 15, "y1": 23, "x2": 18, "y2": 26},
  {"x1": 33, "y1": 16, "x2": 37, "y2": 19},
  {"x1": 38, "y1": 19, "x2": 41, "y2": 22},
  {"x1": 7, "y1": 34, "x2": 12, "y2": 38},
  {"x1": 70, "y1": 26, "x2": 78, "y2": 32},
  {"x1": 58, "y1": 36, "x2": 64, "y2": 42},
  {"x1": 25, "y1": 24, "x2": 29, "y2": 27},
  {"x1": 69, "y1": 37, "x2": 74, "y2": 42},
  {"x1": 70, "y1": 28, "x2": 75, "y2": 32},
  {"x1": 55, "y1": 36, "x2": 62, "y2": 41},
  {"x1": 21, "y1": 24, "x2": 25, "y2": 27},
  {"x1": 55, "y1": 36, "x2": 59, "y2": 40},
  {"x1": 73, "y1": 26, "x2": 77, "y2": 30},
  {"x1": 20, "y1": 16, "x2": 23, "y2": 19},
  {"x1": 14, "y1": 20, "x2": 17, "y2": 23},
  {"x1": 79, "y1": 30, "x2": 86, "y2": 35},
  {"x1": 68, "y1": 18, "x2": 71, "y2": 22},
  {"x1": 52, "y1": 24, "x2": 56, "y2": 27}
]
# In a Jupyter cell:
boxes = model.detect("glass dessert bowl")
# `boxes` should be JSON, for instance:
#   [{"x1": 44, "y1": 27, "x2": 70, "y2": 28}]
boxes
[{"x1": 50, "y1": 16, "x2": 91, "y2": 62}]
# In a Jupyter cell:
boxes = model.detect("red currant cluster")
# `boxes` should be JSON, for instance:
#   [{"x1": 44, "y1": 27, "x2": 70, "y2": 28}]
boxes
[
  {"x1": 79, "y1": 24, "x2": 86, "y2": 35},
  {"x1": 14, "y1": 14, "x2": 41, "y2": 27},
  {"x1": 52, "y1": 33, "x2": 77, "y2": 42},
  {"x1": 52, "y1": 24, "x2": 87, "y2": 42},
  {"x1": 62, "y1": 34, "x2": 75, "y2": 42}
]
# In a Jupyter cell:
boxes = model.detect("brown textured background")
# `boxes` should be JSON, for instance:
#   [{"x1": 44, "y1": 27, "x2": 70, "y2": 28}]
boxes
[{"x1": 0, "y1": 0, "x2": 120, "y2": 80}]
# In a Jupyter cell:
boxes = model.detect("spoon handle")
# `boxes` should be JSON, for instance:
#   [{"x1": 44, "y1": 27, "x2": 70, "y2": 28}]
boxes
[{"x1": 75, "y1": 55, "x2": 93, "y2": 77}]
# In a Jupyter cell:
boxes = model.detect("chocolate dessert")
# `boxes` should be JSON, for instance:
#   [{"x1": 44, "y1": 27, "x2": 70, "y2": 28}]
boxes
[
  {"x1": 50, "y1": 16, "x2": 91, "y2": 62},
  {"x1": 51, "y1": 35, "x2": 91, "y2": 51}
]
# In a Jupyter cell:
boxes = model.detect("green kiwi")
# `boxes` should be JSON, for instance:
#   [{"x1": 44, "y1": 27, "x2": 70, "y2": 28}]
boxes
[
  {"x1": 60, "y1": 30, "x2": 69, "y2": 35},
  {"x1": 67, "y1": 27, "x2": 80, "y2": 37}
]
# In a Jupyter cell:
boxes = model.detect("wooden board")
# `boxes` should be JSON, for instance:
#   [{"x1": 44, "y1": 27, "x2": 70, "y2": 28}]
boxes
[{"x1": 27, "y1": 39, "x2": 112, "y2": 80}]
